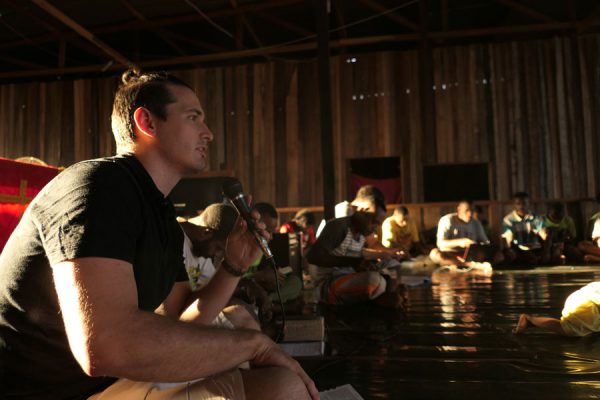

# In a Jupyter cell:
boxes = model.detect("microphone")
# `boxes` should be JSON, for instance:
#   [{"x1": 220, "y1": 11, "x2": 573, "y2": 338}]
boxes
[{"x1": 222, "y1": 177, "x2": 273, "y2": 259}]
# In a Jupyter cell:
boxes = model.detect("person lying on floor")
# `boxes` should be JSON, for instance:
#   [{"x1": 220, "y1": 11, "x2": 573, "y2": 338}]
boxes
[
  {"x1": 514, "y1": 282, "x2": 600, "y2": 336},
  {"x1": 306, "y1": 192, "x2": 406, "y2": 308},
  {"x1": 429, "y1": 200, "x2": 493, "y2": 273},
  {"x1": 578, "y1": 192, "x2": 600, "y2": 263},
  {"x1": 179, "y1": 203, "x2": 261, "y2": 330}
]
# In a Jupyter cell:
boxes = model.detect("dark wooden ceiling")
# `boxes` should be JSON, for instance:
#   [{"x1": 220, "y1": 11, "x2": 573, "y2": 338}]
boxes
[{"x1": 0, "y1": 0, "x2": 599, "y2": 82}]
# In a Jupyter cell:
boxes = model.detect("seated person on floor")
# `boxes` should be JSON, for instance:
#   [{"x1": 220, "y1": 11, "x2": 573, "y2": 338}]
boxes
[
  {"x1": 539, "y1": 202, "x2": 582, "y2": 264},
  {"x1": 514, "y1": 282, "x2": 600, "y2": 336},
  {"x1": 473, "y1": 204, "x2": 492, "y2": 239},
  {"x1": 180, "y1": 203, "x2": 260, "y2": 330},
  {"x1": 317, "y1": 184, "x2": 386, "y2": 238},
  {"x1": 381, "y1": 206, "x2": 429, "y2": 258},
  {"x1": 306, "y1": 193, "x2": 406, "y2": 308},
  {"x1": 578, "y1": 192, "x2": 600, "y2": 263},
  {"x1": 239, "y1": 202, "x2": 303, "y2": 316},
  {"x1": 500, "y1": 191, "x2": 544, "y2": 266},
  {"x1": 280, "y1": 208, "x2": 317, "y2": 254},
  {"x1": 429, "y1": 200, "x2": 492, "y2": 272}
]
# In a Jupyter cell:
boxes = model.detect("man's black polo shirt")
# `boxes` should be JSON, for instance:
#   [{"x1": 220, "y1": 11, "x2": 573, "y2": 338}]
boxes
[{"x1": 0, "y1": 154, "x2": 187, "y2": 399}]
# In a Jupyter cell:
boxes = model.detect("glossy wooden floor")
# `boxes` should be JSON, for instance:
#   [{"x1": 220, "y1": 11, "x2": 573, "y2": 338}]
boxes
[{"x1": 300, "y1": 266, "x2": 600, "y2": 399}]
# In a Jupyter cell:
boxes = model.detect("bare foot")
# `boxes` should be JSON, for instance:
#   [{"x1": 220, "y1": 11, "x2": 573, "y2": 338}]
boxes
[{"x1": 513, "y1": 314, "x2": 530, "y2": 334}]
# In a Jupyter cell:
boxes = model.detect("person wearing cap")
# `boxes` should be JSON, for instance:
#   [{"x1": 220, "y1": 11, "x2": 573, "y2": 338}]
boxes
[{"x1": 179, "y1": 203, "x2": 260, "y2": 330}]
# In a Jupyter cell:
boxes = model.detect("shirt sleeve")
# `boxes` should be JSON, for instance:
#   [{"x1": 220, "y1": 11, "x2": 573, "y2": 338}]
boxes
[
  {"x1": 37, "y1": 163, "x2": 142, "y2": 266},
  {"x1": 501, "y1": 215, "x2": 513, "y2": 238},
  {"x1": 592, "y1": 219, "x2": 600, "y2": 240},
  {"x1": 381, "y1": 218, "x2": 393, "y2": 248},
  {"x1": 437, "y1": 215, "x2": 451, "y2": 244}
]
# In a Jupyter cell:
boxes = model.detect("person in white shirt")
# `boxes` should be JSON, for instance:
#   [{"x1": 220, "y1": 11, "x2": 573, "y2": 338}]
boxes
[{"x1": 429, "y1": 200, "x2": 492, "y2": 273}]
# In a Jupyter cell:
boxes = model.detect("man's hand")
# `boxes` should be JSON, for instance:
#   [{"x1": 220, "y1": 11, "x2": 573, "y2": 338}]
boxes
[
  {"x1": 224, "y1": 208, "x2": 271, "y2": 273},
  {"x1": 461, "y1": 238, "x2": 475, "y2": 248},
  {"x1": 252, "y1": 336, "x2": 320, "y2": 400}
]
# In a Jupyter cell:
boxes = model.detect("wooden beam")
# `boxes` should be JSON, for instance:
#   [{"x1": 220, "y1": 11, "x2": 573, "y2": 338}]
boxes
[
  {"x1": 99, "y1": 0, "x2": 307, "y2": 35},
  {"x1": 30, "y1": 0, "x2": 135, "y2": 67},
  {"x1": 58, "y1": 39, "x2": 66, "y2": 67},
  {"x1": 332, "y1": 0, "x2": 348, "y2": 41},
  {"x1": 315, "y1": 0, "x2": 335, "y2": 220},
  {"x1": 493, "y1": 0, "x2": 557, "y2": 24},
  {"x1": 359, "y1": 0, "x2": 419, "y2": 31},
  {"x1": 0, "y1": 55, "x2": 45, "y2": 69},
  {"x1": 0, "y1": 22, "x2": 585, "y2": 80},
  {"x1": 419, "y1": 0, "x2": 437, "y2": 166},
  {"x1": 441, "y1": 0, "x2": 448, "y2": 32},
  {"x1": 3, "y1": 0, "x2": 107, "y2": 61},
  {"x1": 577, "y1": 3, "x2": 600, "y2": 33},
  {"x1": 0, "y1": 0, "x2": 307, "y2": 53},
  {"x1": 253, "y1": 10, "x2": 313, "y2": 37},
  {"x1": 118, "y1": 0, "x2": 187, "y2": 57},
  {"x1": 159, "y1": 30, "x2": 227, "y2": 53},
  {"x1": 230, "y1": 0, "x2": 263, "y2": 48}
]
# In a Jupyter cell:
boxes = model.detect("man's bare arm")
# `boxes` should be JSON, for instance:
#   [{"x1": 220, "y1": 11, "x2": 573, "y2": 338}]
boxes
[
  {"x1": 179, "y1": 265, "x2": 242, "y2": 325},
  {"x1": 52, "y1": 257, "x2": 300, "y2": 384}
]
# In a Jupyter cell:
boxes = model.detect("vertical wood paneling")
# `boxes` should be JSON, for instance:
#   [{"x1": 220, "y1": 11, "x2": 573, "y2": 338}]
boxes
[{"x1": 1, "y1": 36, "x2": 599, "y2": 209}]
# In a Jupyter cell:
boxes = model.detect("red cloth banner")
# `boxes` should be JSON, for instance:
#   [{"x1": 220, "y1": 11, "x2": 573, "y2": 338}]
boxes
[
  {"x1": 349, "y1": 174, "x2": 402, "y2": 205},
  {"x1": 0, "y1": 158, "x2": 59, "y2": 252}
]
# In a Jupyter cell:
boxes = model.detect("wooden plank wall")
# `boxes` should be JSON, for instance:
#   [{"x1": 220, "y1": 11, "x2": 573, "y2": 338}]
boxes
[{"x1": 0, "y1": 35, "x2": 598, "y2": 210}]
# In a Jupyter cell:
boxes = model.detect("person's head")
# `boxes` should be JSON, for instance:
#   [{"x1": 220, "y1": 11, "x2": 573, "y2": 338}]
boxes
[
  {"x1": 292, "y1": 209, "x2": 315, "y2": 230},
  {"x1": 112, "y1": 69, "x2": 214, "y2": 174},
  {"x1": 254, "y1": 202, "x2": 279, "y2": 234},
  {"x1": 352, "y1": 185, "x2": 387, "y2": 226},
  {"x1": 547, "y1": 202, "x2": 565, "y2": 223},
  {"x1": 472, "y1": 205, "x2": 483, "y2": 221},
  {"x1": 512, "y1": 192, "x2": 530, "y2": 216},
  {"x1": 392, "y1": 206, "x2": 409, "y2": 224},
  {"x1": 182, "y1": 203, "x2": 239, "y2": 258},
  {"x1": 456, "y1": 200, "x2": 474, "y2": 223},
  {"x1": 351, "y1": 196, "x2": 386, "y2": 236}
]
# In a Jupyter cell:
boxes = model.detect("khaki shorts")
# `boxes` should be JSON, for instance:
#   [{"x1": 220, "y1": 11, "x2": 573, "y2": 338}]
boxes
[{"x1": 88, "y1": 369, "x2": 245, "y2": 400}]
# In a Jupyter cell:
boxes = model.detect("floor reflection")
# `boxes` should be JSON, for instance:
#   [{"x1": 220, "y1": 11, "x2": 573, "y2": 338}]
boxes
[{"x1": 303, "y1": 266, "x2": 600, "y2": 399}]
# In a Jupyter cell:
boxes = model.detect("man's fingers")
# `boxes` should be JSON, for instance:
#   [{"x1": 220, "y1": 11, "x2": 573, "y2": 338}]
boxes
[{"x1": 293, "y1": 365, "x2": 319, "y2": 400}]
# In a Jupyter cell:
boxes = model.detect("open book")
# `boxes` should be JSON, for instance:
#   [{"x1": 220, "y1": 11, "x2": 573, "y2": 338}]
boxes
[{"x1": 320, "y1": 384, "x2": 364, "y2": 400}]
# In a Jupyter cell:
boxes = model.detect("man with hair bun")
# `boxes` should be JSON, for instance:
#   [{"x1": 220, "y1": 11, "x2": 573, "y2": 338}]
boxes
[{"x1": 0, "y1": 70, "x2": 318, "y2": 400}]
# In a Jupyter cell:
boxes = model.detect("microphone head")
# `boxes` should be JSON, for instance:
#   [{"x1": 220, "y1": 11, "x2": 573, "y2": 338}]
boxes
[{"x1": 222, "y1": 177, "x2": 244, "y2": 199}]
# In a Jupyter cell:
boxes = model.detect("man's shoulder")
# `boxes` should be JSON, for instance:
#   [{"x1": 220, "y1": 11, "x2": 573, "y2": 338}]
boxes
[
  {"x1": 439, "y1": 213, "x2": 455, "y2": 224},
  {"x1": 325, "y1": 216, "x2": 351, "y2": 229}
]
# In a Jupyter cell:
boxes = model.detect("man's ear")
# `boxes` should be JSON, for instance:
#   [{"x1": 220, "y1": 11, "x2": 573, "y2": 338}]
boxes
[{"x1": 133, "y1": 107, "x2": 156, "y2": 138}]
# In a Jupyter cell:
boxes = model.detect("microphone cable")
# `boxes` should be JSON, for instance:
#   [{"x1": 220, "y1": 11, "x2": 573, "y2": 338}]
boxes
[{"x1": 267, "y1": 256, "x2": 286, "y2": 343}]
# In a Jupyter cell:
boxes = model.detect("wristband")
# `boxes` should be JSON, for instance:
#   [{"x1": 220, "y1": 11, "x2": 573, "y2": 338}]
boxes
[{"x1": 221, "y1": 261, "x2": 245, "y2": 277}]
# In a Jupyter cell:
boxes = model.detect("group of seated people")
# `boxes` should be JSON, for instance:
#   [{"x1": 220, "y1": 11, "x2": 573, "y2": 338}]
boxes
[
  {"x1": 378, "y1": 191, "x2": 600, "y2": 273},
  {"x1": 178, "y1": 188, "x2": 600, "y2": 332},
  {"x1": 177, "y1": 185, "x2": 411, "y2": 333}
]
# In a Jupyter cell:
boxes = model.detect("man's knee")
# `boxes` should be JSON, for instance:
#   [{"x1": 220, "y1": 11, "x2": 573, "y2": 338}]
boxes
[
  {"x1": 242, "y1": 367, "x2": 310, "y2": 400},
  {"x1": 364, "y1": 271, "x2": 386, "y2": 299},
  {"x1": 222, "y1": 305, "x2": 260, "y2": 331},
  {"x1": 429, "y1": 248, "x2": 443, "y2": 264}
]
